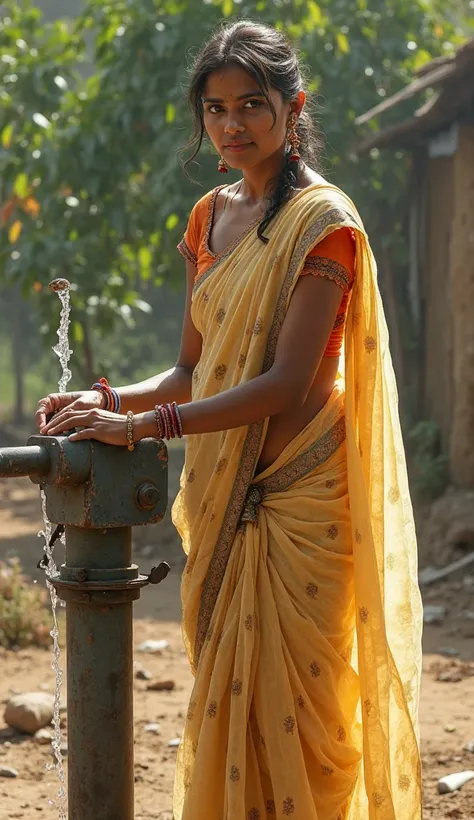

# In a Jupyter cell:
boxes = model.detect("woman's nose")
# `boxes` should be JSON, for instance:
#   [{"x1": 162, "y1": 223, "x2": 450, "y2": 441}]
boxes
[{"x1": 224, "y1": 114, "x2": 245, "y2": 134}]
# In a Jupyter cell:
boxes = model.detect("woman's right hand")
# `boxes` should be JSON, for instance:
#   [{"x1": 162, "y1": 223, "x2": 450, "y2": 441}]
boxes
[{"x1": 36, "y1": 390, "x2": 106, "y2": 432}]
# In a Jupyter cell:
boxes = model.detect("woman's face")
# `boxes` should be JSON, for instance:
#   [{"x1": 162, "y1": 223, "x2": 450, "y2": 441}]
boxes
[{"x1": 202, "y1": 64, "x2": 301, "y2": 171}]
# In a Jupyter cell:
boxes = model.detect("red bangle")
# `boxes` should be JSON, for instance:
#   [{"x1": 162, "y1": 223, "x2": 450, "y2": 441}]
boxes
[
  {"x1": 162, "y1": 404, "x2": 173, "y2": 439},
  {"x1": 157, "y1": 405, "x2": 169, "y2": 439},
  {"x1": 91, "y1": 378, "x2": 112, "y2": 411},
  {"x1": 99, "y1": 378, "x2": 115, "y2": 411},
  {"x1": 154, "y1": 403, "x2": 183, "y2": 440},
  {"x1": 169, "y1": 402, "x2": 182, "y2": 438}
]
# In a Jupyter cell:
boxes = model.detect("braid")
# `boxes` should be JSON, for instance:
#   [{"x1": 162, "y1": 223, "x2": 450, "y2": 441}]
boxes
[
  {"x1": 257, "y1": 154, "x2": 298, "y2": 243},
  {"x1": 257, "y1": 111, "x2": 321, "y2": 243}
]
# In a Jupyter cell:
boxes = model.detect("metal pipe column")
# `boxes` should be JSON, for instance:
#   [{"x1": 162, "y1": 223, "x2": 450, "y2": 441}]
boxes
[
  {"x1": 0, "y1": 435, "x2": 169, "y2": 820},
  {"x1": 64, "y1": 526, "x2": 134, "y2": 820}
]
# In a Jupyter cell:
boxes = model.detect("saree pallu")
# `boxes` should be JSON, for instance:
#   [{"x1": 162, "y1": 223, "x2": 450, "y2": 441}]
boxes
[{"x1": 172, "y1": 183, "x2": 423, "y2": 820}]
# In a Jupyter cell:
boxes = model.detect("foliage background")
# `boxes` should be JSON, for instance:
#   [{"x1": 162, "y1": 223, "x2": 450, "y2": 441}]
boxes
[{"x1": 0, "y1": 0, "x2": 472, "y2": 424}]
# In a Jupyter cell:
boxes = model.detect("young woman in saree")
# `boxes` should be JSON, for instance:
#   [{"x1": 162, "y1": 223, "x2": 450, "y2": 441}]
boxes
[{"x1": 37, "y1": 20, "x2": 422, "y2": 820}]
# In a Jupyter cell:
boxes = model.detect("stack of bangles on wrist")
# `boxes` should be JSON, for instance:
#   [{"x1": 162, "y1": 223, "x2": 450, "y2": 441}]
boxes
[
  {"x1": 90, "y1": 379, "x2": 183, "y2": 443},
  {"x1": 154, "y1": 402, "x2": 183, "y2": 440},
  {"x1": 91, "y1": 377, "x2": 121, "y2": 413}
]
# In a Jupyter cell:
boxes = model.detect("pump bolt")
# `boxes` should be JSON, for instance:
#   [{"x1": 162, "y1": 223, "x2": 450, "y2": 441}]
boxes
[{"x1": 136, "y1": 483, "x2": 160, "y2": 510}]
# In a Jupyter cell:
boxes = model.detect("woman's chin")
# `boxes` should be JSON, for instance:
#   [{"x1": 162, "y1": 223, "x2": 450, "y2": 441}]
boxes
[{"x1": 225, "y1": 156, "x2": 262, "y2": 173}]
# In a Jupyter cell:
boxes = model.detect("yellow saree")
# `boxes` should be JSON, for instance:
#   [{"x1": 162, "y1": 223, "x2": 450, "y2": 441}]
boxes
[{"x1": 172, "y1": 183, "x2": 422, "y2": 820}]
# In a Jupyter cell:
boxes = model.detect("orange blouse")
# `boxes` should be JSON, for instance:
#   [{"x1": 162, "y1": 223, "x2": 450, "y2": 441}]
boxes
[{"x1": 178, "y1": 187, "x2": 355, "y2": 357}]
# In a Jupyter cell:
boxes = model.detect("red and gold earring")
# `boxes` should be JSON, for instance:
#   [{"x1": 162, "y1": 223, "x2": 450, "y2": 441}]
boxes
[
  {"x1": 287, "y1": 113, "x2": 301, "y2": 163},
  {"x1": 218, "y1": 156, "x2": 229, "y2": 174}
]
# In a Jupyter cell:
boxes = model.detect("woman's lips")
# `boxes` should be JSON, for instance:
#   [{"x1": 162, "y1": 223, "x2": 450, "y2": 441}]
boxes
[{"x1": 223, "y1": 143, "x2": 253, "y2": 152}]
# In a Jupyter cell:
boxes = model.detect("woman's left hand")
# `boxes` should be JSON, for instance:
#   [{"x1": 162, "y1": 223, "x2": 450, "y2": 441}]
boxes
[{"x1": 41, "y1": 408, "x2": 128, "y2": 446}]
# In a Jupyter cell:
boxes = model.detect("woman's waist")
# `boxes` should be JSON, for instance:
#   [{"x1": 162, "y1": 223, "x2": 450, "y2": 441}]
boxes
[
  {"x1": 257, "y1": 375, "x2": 345, "y2": 474},
  {"x1": 254, "y1": 379, "x2": 346, "y2": 485}
]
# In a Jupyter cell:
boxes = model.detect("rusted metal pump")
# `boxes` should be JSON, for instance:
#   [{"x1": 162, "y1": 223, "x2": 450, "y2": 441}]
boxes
[{"x1": 0, "y1": 433, "x2": 169, "y2": 820}]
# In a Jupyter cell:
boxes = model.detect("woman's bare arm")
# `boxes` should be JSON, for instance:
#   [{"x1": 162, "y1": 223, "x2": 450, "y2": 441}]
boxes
[{"x1": 134, "y1": 272, "x2": 344, "y2": 436}]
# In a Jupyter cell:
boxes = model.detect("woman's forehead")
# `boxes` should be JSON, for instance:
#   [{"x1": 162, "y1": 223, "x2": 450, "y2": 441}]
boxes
[
  {"x1": 204, "y1": 65, "x2": 256, "y2": 95},
  {"x1": 203, "y1": 64, "x2": 275, "y2": 102}
]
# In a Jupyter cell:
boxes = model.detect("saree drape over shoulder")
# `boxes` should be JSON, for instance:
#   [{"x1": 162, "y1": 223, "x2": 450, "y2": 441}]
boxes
[{"x1": 172, "y1": 183, "x2": 422, "y2": 820}]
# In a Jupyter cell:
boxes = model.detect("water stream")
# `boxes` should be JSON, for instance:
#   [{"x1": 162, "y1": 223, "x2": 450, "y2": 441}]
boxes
[{"x1": 37, "y1": 280, "x2": 73, "y2": 818}]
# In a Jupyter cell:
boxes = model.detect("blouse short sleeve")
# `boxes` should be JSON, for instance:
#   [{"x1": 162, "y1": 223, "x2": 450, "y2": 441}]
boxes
[
  {"x1": 177, "y1": 193, "x2": 213, "y2": 268},
  {"x1": 177, "y1": 207, "x2": 199, "y2": 266},
  {"x1": 300, "y1": 227, "x2": 356, "y2": 358},
  {"x1": 301, "y1": 227, "x2": 356, "y2": 291}
]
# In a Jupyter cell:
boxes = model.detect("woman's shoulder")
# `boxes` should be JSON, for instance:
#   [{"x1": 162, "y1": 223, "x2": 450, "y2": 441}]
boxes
[
  {"x1": 189, "y1": 187, "x2": 217, "y2": 217},
  {"x1": 296, "y1": 174, "x2": 364, "y2": 232},
  {"x1": 191, "y1": 184, "x2": 229, "y2": 211},
  {"x1": 297, "y1": 169, "x2": 347, "y2": 201},
  {"x1": 299, "y1": 168, "x2": 327, "y2": 189}
]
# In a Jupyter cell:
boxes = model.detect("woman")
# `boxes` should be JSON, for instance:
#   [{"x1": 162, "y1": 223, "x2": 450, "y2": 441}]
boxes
[{"x1": 37, "y1": 21, "x2": 422, "y2": 820}]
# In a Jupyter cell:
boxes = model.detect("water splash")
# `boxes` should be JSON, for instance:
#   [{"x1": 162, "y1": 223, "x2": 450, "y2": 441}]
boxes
[
  {"x1": 38, "y1": 498, "x2": 67, "y2": 817},
  {"x1": 50, "y1": 278, "x2": 72, "y2": 394},
  {"x1": 37, "y1": 277, "x2": 74, "y2": 818}
]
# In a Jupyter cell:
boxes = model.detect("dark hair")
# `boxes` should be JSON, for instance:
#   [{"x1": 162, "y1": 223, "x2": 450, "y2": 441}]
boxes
[{"x1": 183, "y1": 20, "x2": 322, "y2": 242}]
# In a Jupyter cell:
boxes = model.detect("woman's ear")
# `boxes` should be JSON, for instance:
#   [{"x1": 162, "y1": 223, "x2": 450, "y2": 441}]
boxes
[{"x1": 291, "y1": 90, "x2": 306, "y2": 118}]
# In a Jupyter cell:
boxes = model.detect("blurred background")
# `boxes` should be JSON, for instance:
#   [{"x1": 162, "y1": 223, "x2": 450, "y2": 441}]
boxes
[{"x1": 1, "y1": 1, "x2": 474, "y2": 818}]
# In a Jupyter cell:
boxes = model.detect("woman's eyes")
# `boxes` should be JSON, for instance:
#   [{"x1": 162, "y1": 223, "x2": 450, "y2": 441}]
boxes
[{"x1": 206, "y1": 100, "x2": 264, "y2": 114}]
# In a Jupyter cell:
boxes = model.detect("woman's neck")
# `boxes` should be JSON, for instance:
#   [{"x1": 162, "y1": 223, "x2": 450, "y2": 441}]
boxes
[{"x1": 241, "y1": 149, "x2": 288, "y2": 205}]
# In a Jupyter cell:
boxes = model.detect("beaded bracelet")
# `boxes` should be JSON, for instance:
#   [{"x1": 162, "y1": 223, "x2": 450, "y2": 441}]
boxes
[
  {"x1": 153, "y1": 402, "x2": 183, "y2": 440},
  {"x1": 126, "y1": 410, "x2": 135, "y2": 451},
  {"x1": 153, "y1": 405, "x2": 165, "y2": 439},
  {"x1": 161, "y1": 404, "x2": 172, "y2": 439},
  {"x1": 91, "y1": 377, "x2": 121, "y2": 413}
]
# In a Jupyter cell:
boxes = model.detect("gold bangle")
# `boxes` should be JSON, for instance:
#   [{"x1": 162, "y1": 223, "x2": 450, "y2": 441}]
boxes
[{"x1": 126, "y1": 410, "x2": 135, "y2": 451}]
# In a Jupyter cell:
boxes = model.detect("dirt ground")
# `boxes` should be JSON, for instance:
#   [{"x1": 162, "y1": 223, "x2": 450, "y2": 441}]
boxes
[{"x1": 1, "y1": 450, "x2": 474, "y2": 819}]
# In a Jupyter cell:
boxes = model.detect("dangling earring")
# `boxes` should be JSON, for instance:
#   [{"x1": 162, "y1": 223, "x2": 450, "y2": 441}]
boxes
[
  {"x1": 287, "y1": 113, "x2": 301, "y2": 163},
  {"x1": 218, "y1": 156, "x2": 229, "y2": 174}
]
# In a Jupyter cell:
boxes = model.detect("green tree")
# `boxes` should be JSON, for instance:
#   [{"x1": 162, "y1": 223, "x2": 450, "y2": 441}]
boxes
[
  {"x1": 0, "y1": 0, "x2": 469, "y2": 397},
  {"x1": 0, "y1": 3, "x2": 82, "y2": 408}
]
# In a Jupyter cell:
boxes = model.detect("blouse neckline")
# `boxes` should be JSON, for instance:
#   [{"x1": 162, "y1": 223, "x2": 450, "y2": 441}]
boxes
[{"x1": 204, "y1": 185, "x2": 261, "y2": 261}]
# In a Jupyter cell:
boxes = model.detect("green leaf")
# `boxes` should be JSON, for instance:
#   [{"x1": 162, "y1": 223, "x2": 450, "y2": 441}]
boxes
[
  {"x1": 73, "y1": 320, "x2": 84, "y2": 344},
  {"x1": 13, "y1": 173, "x2": 29, "y2": 199},
  {"x1": 149, "y1": 231, "x2": 162, "y2": 247},
  {"x1": 138, "y1": 246, "x2": 152, "y2": 280},
  {"x1": 165, "y1": 213, "x2": 179, "y2": 231},
  {"x1": 222, "y1": 0, "x2": 233, "y2": 16},
  {"x1": 336, "y1": 32, "x2": 350, "y2": 55},
  {"x1": 165, "y1": 103, "x2": 175, "y2": 124},
  {"x1": 9, "y1": 220, "x2": 22, "y2": 243},
  {"x1": 1, "y1": 123, "x2": 14, "y2": 149},
  {"x1": 307, "y1": 1, "x2": 323, "y2": 26}
]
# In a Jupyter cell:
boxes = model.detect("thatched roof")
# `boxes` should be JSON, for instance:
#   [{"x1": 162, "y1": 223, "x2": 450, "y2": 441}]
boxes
[{"x1": 355, "y1": 39, "x2": 474, "y2": 152}]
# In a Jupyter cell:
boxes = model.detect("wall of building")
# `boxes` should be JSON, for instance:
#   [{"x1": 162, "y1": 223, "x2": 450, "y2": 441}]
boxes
[
  {"x1": 422, "y1": 154, "x2": 455, "y2": 454},
  {"x1": 449, "y1": 123, "x2": 474, "y2": 486}
]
